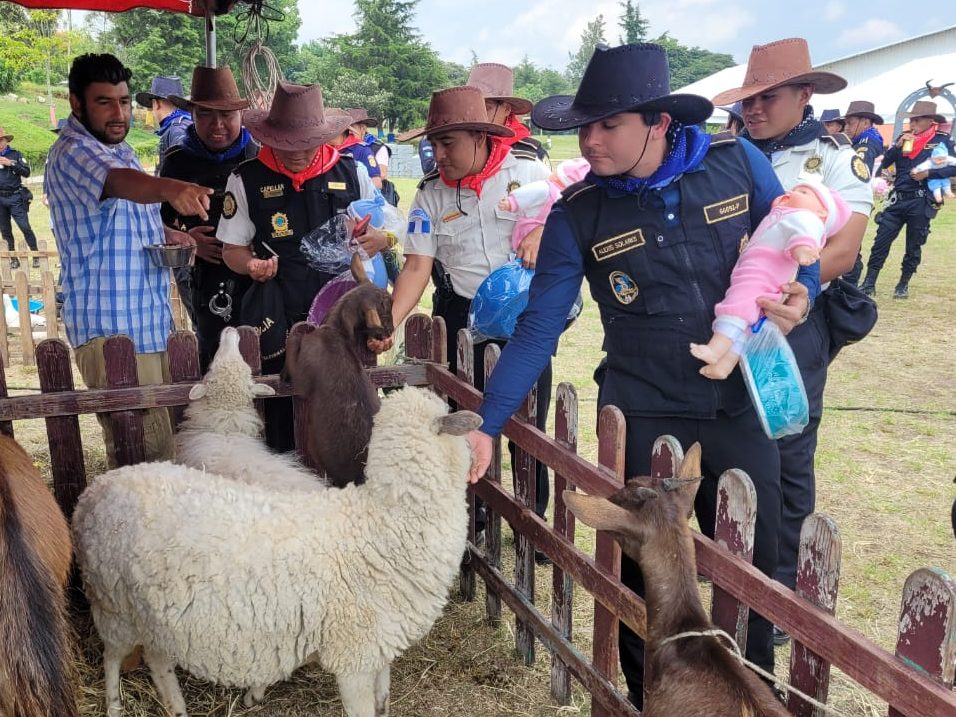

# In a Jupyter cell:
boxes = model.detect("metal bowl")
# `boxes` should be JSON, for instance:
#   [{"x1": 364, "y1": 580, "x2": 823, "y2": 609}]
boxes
[{"x1": 144, "y1": 244, "x2": 196, "y2": 269}]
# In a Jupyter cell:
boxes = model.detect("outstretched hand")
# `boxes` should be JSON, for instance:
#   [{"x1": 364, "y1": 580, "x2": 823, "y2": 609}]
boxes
[{"x1": 466, "y1": 430, "x2": 493, "y2": 484}]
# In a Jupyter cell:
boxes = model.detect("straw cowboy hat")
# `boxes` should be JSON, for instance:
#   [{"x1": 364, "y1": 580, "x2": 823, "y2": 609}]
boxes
[
  {"x1": 466, "y1": 63, "x2": 533, "y2": 116},
  {"x1": 346, "y1": 108, "x2": 378, "y2": 127},
  {"x1": 903, "y1": 100, "x2": 946, "y2": 124},
  {"x1": 532, "y1": 43, "x2": 713, "y2": 131},
  {"x1": 168, "y1": 66, "x2": 249, "y2": 112},
  {"x1": 243, "y1": 82, "x2": 352, "y2": 151},
  {"x1": 711, "y1": 38, "x2": 846, "y2": 106},
  {"x1": 398, "y1": 86, "x2": 515, "y2": 141},
  {"x1": 842, "y1": 100, "x2": 883, "y2": 125},
  {"x1": 135, "y1": 75, "x2": 185, "y2": 108},
  {"x1": 0, "y1": 127, "x2": 12, "y2": 142}
]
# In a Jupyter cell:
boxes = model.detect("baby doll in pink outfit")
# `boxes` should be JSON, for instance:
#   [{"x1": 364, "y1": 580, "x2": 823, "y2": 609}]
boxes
[
  {"x1": 690, "y1": 176, "x2": 851, "y2": 379},
  {"x1": 498, "y1": 157, "x2": 590, "y2": 249}
]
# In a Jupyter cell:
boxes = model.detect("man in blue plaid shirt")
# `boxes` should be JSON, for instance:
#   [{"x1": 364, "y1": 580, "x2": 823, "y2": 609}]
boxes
[{"x1": 45, "y1": 54, "x2": 212, "y2": 466}]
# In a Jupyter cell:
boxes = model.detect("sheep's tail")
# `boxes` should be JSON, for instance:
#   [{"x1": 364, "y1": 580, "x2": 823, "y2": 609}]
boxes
[{"x1": 0, "y1": 467, "x2": 79, "y2": 717}]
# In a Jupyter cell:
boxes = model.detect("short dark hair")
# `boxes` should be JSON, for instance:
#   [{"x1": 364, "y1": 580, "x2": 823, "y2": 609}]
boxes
[{"x1": 68, "y1": 54, "x2": 132, "y2": 99}]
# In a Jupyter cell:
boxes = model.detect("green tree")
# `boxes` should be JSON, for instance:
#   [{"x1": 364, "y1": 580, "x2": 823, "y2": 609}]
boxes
[
  {"x1": 324, "y1": 72, "x2": 392, "y2": 121},
  {"x1": 442, "y1": 60, "x2": 468, "y2": 87},
  {"x1": 567, "y1": 15, "x2": 606, "y2": 86},
  {"x1": 653, "y1": 33, "x2": 735, "y2": 88},
  {"x1": 619, "y1": 0, "x2": 649, "y2": 44}
]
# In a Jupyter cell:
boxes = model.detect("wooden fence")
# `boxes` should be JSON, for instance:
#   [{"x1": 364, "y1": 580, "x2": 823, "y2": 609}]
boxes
[{"x1": 0, "y1": 315, "x2": 952, "y2": 716}]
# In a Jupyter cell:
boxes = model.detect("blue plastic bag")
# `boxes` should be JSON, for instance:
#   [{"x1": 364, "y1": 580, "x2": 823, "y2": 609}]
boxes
[
  {"x1": 740, "y1": 319, "x2": 809, "y2": 439},
  {"x1": 468, "y1": 258, "x2": 534, "y2": 342}
]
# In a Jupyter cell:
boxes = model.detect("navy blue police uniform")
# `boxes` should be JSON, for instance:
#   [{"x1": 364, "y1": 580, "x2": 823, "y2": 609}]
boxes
[
  {"x1": 843, "y1": 129, "x2": 884, "y2": 285},
  {"x1": 862, "y1": 130, "x2": 956, "y2": 294},
  {"x1": 0, "y1": 143, "x2": 39, "y2": 257},
  {"x1": 479, "y1": 132, "x2": 788, "y2": 707}
]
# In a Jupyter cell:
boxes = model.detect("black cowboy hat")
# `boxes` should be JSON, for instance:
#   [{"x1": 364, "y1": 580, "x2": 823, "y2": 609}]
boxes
[
  {"x1": 135, "y1": 76, "x2": 184, "y2": 108},
  {"x1": 532, "y1": 43, "x2": 713, "y2": 131}
]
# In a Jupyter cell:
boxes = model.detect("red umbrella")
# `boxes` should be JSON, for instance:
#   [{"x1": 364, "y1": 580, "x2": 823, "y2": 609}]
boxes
[{"x1": 3, "y1": 0, "x2": 234, "y2": 16}]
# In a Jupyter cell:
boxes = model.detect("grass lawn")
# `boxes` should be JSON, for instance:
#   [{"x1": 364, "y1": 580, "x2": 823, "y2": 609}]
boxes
[{"x1": 5, "y1": 172, "x2": 954, "y2": 715}]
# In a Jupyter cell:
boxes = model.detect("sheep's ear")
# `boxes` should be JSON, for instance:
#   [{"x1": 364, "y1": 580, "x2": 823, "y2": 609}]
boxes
[
  {"x1": 564, "y1": 491, "x2": 636, "y2": 534},
  {"x1": 437, "y1": 411, "x2": 482, "y2": 436},
  {"x1": 252, "y1": 383, "x2": 275, "y2": 397},
  {"x1": 188, "y1": 383, "x2": 207, "y2": 400}
]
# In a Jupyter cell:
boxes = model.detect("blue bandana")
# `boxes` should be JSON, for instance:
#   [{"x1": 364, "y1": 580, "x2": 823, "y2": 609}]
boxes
[
  {"x1": 743, "y1": 105, "x2": 821, "y2": 157},
  {"x1": 853, "y1": 126, "x2": 884, "y2": 151},
  {"x1": 362, "y1": 132, "x2": 378, "y2": 147},
  {"x1": 589, "y1": 123, "x2": 712, "y2": 196},
  {"x1": 182, "y1": 124, "x2": 253, "y2": 163},
  {"x1": 158, "y1": 108, "x2": 192, "y2": 133}
]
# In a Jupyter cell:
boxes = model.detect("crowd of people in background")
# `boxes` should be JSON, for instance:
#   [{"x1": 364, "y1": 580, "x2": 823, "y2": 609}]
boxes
[{"x1": 12, "y1": 34, "x2": 954, "y2": 711}]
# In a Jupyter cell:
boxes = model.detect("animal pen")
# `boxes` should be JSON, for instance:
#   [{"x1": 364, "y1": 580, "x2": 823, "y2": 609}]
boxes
[{"x1": 0, "y1": 315, "x2": 954, "y2": 716}]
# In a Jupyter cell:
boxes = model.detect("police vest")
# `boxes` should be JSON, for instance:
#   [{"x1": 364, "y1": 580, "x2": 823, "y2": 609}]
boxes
[
  {"x1": 235, "y1": 155, "x2": 361, "y2": 322},
  {"x1": 889, "y1": 131, "x2": 955, "y2": 193},
  {"x1": 561, "y1": 137, "x2": 755, "y2": 418}
]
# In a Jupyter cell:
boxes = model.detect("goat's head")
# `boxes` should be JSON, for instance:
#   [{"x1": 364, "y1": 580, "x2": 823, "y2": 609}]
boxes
[
  {"x1": 563, "y1": 443, "x2": 702, "y2": 559},
  {"x1": 324, "y1": 253, "x2": 394, "y2": 341},
  {"x1": 187, "y1": 326, "x2": 275, "y2": 406}
]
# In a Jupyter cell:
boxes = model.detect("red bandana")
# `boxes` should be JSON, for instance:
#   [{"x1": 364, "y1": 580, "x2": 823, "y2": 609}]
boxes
[
  {"x1": 501, "y1": 113, "x2": 531, "y2": 147},
  {"x1": 441, "y1": 137, "x2": 511, "y2": 198},
  {"x1": 337, "y1": 134, "x2": 360, "y2": 151},
  {"x1": 905, "y1": 123, "x2": 939, "y2": 159},
  {"x1": 258, "y1": 145, "x2": 341, "y2": 192}
]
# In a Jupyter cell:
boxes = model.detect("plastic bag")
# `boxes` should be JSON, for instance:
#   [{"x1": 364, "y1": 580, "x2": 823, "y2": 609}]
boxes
[
  {"x1": 739, "y1": 319, "x2": 809, "y2": 439},
  {"x1": 468, "y1": 258, "x2": 533, "y2": 342},
  {"x1": 299, "y1": 213, "x2": 388, "y2": 288}
]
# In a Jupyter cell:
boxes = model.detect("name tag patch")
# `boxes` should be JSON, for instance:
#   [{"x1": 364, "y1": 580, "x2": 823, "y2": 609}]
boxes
[
  {"x1": 327, "y1": 181, "x2": 347, "y2": 191},
  {"x1": 592, "y1": 229, "x2": 645, "y2": 262},
  {"x1": 703, "y1": 194, "x2": 749, "y2": 224},
  {"x1": 260, "y1": 184, "x2": 284, "y2": 199}
]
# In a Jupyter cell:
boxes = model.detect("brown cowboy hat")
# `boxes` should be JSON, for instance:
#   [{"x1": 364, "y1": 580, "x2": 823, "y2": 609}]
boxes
[
  {"x1": 0, "y1": 127, "x2": 12, "y2": 142},
  {"x1": 711, "y1": 38, "x2": 847, "y2": 106},
  {"x1": 842, "y1": 100, "x2": 883, "y2": 124},
  {"x1": 904, "y1": 100, "x2": 946, "y2": 124},
  {"x1": 399, "y1": 86, "x2": 515, "y2": 141},
  {"x1": 243, "y1": 82, "x2": 352, "y2": 151},
  {"x1": 467, "y1": 63, "x2": 533, "y2": 116},
  {"x1": 168, "y1": 66, "x2": 249, "y2": 112},
  {"x1": 346, "y1": 108, "x2": 379, "y2": 128}
]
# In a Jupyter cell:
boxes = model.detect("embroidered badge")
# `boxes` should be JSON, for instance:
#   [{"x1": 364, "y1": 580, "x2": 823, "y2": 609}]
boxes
[
  {"x1": 803, "y1": 156, "x2": 823, "y2": 173},
  {"x1": 222, "y1": 191, "x2": 237, "y2": 219},
  {"x1": 855, "y1": 146, "x2": 867, "y2": 158},
  {"x1": 442, "y1": 209, "x2": 463, "y2": 223},
  {"x1": 260, "y1": 183, "x2": 283, "y2": 199},
  {"x1": 368, "y1": 156, "x2": 377, "y2": 167},
  {"x1": 703, "y1": 193, "x2": 749, "y2": 224},
  {"x1": 327, "y1": 181, "x2": 347, "y2": 191},
  {"x1": 739, "y1": 232, "x2": 750, "y2": 254},
  {"x1": 507, "y1": 180, "x2": 522, "y2": 193},
  {"x1": 270, "y1": 212, "x2": 293, "y2": 239},
  {"x1": 592, "y1": 229, "x2": 645, "y2": 262},
  {"x1": 851, "y1": 155, "x2": 871, "y2": 183},
  {"x1": 609, "y1": 271, "x2": 639, "y2": 304},
  {"x1": 407, "y1": 207, "x2": 432, "y2": 234}
]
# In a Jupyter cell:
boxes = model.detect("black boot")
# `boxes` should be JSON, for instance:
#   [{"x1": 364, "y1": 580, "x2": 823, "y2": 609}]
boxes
[
  {"x1": 860, "y1": 273, "x2": 877, "y2": 297},
  {"x1": 893, "y1": 273, "x2": 912, "y2": 300}
]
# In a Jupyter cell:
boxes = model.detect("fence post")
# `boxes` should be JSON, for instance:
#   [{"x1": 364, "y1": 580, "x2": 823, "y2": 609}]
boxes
[
  {"x1": 15, "y1": 271, "x2": 34, "y2": 366},
  {"x1": 513, "y1": 361, "x2": 539, "y2": 666},
  {"x1": 403, "y1": 313, "x2": 432, "y2": 360},
  {"x1": 651, "y1": 434, "x2": 682, "y2": 480},
  {"x1": 41, "y1": 270, "x2": 57, "y2": 340},
  {"x1": 888, "y1": 568, "x2": 956, "y2": 717},
  {"x1": 36, "y1": 338, "x2": 87, "y2": 518},
  {"x1": 237, "y1": 325, "x2": 264, "y2": 422},
  {"x1": 431, "y1": 316, "x2": 447, "y2": 367},
  {"x1": 166, "y1": 330, "x2": 201, "y2": 430},
  {"x1": 456, "y1": 327, "x2": 477, "y2": 602},
  {"x1": 550, "y1": 381, "x2": 578, "y2": 705},
  {"x1": 591, "y1": 404, "x2": 625, "y2": 717},
  {"x1": 103, "y1": 335, "x2": 146, "y2": 467},
  {"x1": 711, "y1": 468, "x2": 757, "y2": 650},
  {"x1": 483, "y1": 343, "x2": 503, "y2": 625},
  {"x1": 789, "y1": 513, "x2": 842, "y2": 716}
]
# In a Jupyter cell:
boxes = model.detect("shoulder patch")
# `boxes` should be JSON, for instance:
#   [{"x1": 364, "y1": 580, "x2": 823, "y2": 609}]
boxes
[
  {"x1": 820, "y1": 133, "x2": 851, "y2": 148},
  {"x1": 510, "y1": 147, "x2": 539, "y2": 162},
  {"x1": 222, "y1": 191, "x2": 237, "y2": 219},
  {"x1": 851, "y1": 155, "x2": 871, "y2": 183},
  {"x1": 407, "y1": 207, "x2": 431, "y2": 234},
  {"x1": 417, "y1": 169, "x2": 440, "y2": 190},
  {"x1": 709, "y1": 131, "x2": 739, "y2": 146}
]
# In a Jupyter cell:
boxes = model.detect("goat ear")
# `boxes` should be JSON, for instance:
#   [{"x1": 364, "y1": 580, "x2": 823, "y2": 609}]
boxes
[
  {"x1": 252, "y1": 383, "x2": 276, "y2": 397},
  {"x1": 188, "y1": 383, "x2": 207, "y2": 401},
  {"x1": 350, "y1": 253, "x2": 371, "y2": 285},
  {"x1": 437, "y1": 411, "x2": 483, "y2": 436},
  {"x1": 365, "y1": 307, "x2": 383, "y2": 328},
  {"x1": 673, "y1": 442, "x2": 702, "y2": 517},
  {"x1": 678, "y1": 442, "x2": 702, "y2": 479},
  {"x1": 564, "y1": 491, "x2": 638, "y2": 534}
]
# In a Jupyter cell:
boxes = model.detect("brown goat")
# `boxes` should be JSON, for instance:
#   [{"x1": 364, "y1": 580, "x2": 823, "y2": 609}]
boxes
[
  {"x1": 565, "y1": 444, "x2": 789, "y2": 717},
  {"x1": 0, "y1": 434, "x2": 77, "y2": 717},
  {"x1": 283, "y1": 253, "x2": 393, "y2": 487}
]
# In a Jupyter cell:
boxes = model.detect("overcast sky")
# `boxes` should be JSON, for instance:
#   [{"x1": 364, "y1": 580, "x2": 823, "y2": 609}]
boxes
[{"x1": 296, "y1": 0, "x2": 951, "y2": 71}]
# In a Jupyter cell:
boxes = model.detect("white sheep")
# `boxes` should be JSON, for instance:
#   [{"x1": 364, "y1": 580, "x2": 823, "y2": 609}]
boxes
[
  {"x1": 175, "y1": 326, "x2": 321, "y2": 491},
  {"x1": 73, "y1": 386, "x2": 481, "y2": 717}
]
